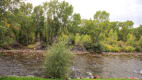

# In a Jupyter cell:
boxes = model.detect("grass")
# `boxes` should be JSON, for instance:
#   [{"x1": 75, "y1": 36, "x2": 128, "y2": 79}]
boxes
[
  {"x1": 0, "y1": 77, "x2": 49, "y2": 80},
  {"x1": 0, "y1": 76, "x2": 139, "y2": 80},
  {"x1": 27, "y1": 42, "x2": 41, "y2": 49}
]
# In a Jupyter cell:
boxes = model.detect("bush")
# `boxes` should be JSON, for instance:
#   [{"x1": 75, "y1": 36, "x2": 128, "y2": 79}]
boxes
[
  {"x1": 0, "y1": 26, "x2": 15, "y2": 48},
  {"x1": 84, "y1": 42, "x2": 103, "y2": 53},
  {"x1": 126, "y1": 33, "x2": 136, "y2": 46},
  {"x1": 123, "y1": 46, "x2": 135, "y2": 52},
  {"x1": 74, "y1": 33, "x2": 81, "y2": 45},
  {"x1": 102, "y1": 44, "x2": 121, "y2": 52},
  {"x1": 136, "y1": 36, "x2": 142, "y2": 52},
  {"x1": 44, "y1": 41, "x2": 73, "y2": 79},
  {"x1": 80, "y1": 34, "x2": 91, "y2": 46}
]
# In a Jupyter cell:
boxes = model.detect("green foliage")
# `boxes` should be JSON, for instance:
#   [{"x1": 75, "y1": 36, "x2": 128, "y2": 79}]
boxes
[
  {"x1": 94, "y1": 11, "x2": 109, "y2": 22},
  {"x1": 0, "y1": 0, "x2": 141, "y2": 52},
  {"x1": 0, "y1": 26, "x2": 15, "y2": 48},
  {"x1": 118, "y1": 41, "x2": 135, "y2": 52},
  {"x1": 74, "y1": 34, "x2": 81, "y2": 45},
  {"x1": 74, "y1": 34, "x2": 91, "y2": 46},
  {"x1": 101, "y1": 30, "x2": 120, "y2": 52},
  {"x1": 69, "y1": 13, "x2": 81, "y2": 34},
  {"x1": 81, "y1": 11, "x2": 110, "y2": 52},
  {"x1": 136, "y1": 36, "x2": 142, "y2": 52},
  {"x1": 27, "y1": 42, "x2": 41, "y2": 49},
  {"x1": 32, "y1": 5, "x2": 44, "y2": 41},
  {"x1": 0, "y1": 0, "x2": 22, "y2": 20},
  {"x1": 46, "y1": 0, "x2": 73, "y2": 44},
  {"x1": 133, "y1": 25, "x2": 142, "y2": 40},
  {"x1": 44, "y1": 41, "x2": 73, "y2": 79},
  {"x1": 84, "y1": 42, "x2": 103, "y2": 53},
  {"x1": 80, "y1": 35, "x2": 91, "y2": 45},
  {"x1": 139, "y1": 36, "x2": 142, "y2": 47},
  {"x1": 124, "y1": 46, "x2": 135, "y2": 52},
  {"x1": 102, "y1": 43, "x2": 120, "y2": 52},
  {"x1": 0, "y1": 76, "x2": 49, "y2": 80},
  {"x1": 0, "y1": 76, "x2": 134, "y2": 80},
  {"x1": 126, "y1": 33, "x2": 136, "y2": 46},
  {"x1": 118, "y1": 21, "x2": 134, "y2": 41}
]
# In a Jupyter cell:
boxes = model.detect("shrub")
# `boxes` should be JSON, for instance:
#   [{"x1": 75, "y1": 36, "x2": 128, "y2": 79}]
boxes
[
  {"x1": 74, "y1": 33, "x2": 81, "y2": 45},
  {"x1": 74, "y1": 34, "x2": 91, "y2": 50},
  {"x1": 124, "y1": 46, "x2": 135, "y2": 52},
  {"x1": 102, "y1": 44, "x2": 120, "y2": 52},
  {"x1": 84, "y1": 42, "x2": 103, "y2": 53},
  {"x1": 136, "y1": 36, "x2": 142, "y2": 52},
  {"x1": 0, "y1": 26, "x2": 15, "y2": 48},
  {"x1": 80, "y1": 34, "x2": 91, "y2": 46},
  {"x1": 126, "y1": 33, "x2": 136, "y2": 46},
  {"x1": 44, "y1": 41, "x2": 73, "y2": 79}
]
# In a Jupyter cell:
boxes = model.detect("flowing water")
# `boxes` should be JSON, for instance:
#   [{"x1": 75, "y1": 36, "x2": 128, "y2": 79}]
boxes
[
  {"x1": 72, "y1": 54, "x2": 142, "y2": 78},
  {"x1": 0, "y1": 52, "x2": 142, "y2": 78}
]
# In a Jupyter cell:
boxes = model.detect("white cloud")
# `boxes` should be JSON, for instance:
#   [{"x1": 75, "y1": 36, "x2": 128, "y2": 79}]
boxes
[{"x1": 26, "y1": 0, "x2": 142, "y2": 27}]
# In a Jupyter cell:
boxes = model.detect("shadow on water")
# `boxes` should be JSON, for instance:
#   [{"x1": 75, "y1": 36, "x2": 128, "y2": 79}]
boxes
[{"x1": 0, "y1": 52, "x2": 142, "y2": 78}]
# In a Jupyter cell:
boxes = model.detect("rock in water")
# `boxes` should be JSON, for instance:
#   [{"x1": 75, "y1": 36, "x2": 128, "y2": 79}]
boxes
[
  {"x1": 27, "y1": 75, "x2": 34, "y2": 77},
  {"x1": 87, "y1": 72, "x2": 92, "y2": 76},
  {"x1": 140, "y1": 70, "x2": 142, "y2": 75}
]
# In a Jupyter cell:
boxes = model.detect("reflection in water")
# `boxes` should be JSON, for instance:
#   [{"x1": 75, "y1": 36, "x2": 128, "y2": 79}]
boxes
[{"x1": 0, "y1": 53, "x2": 142, "y2": 78}]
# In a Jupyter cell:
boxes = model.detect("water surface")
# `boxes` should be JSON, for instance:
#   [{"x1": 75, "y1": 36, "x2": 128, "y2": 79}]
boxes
[{"x1": 0, "y1": 52, "x2": 142, "y2": 78}]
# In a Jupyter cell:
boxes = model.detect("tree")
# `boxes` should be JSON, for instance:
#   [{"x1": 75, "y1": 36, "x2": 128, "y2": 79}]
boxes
[
  {"x1": 136, "y1": 36, "x2": 142, "y2": 52},
  {"x1": 133, "y1": 25, "x2": 142, "y2": 40},
  {"x1": 70, "y1": 13, "x2": 81, "y2": 33},
  {"x1": 0, "y1": 0, "x2": 22, "y2": 21},
  {"x1": 82, "y1": 19, "x2": 103, "y2": 52},
  {"x1": 68, "y1": 13, "x2": 81, "y2": 44},
  {"x1": 46, "y1": 0, "x2": 73, "y2": 44},
  {"x1": 126, "y1": 33, "x2": 136, "y2": 46},
  {"x1": 110, "y1": 21, "x2": 120, "y2": 33},
  {"x1": 94, "y1": 11, "x2": 109, "y2": 23},
  {"x1": 93, "y1": 11, "x2": 110, "y2": 42},
  {"x1": 101, "y1": 29, "x2": 120, "y2": 52},
  {"x1": 17, "y1": 3, "x2": 34, "y2": 45},
  {"x1": 107, "y1": 29, "x2": 118, "y2": 44},
  {"x1": 0, "y1": 26, "x2": 14, "y2": 48},
  {"x1": 118, "y1": 20, "x2": 134, "y2": 41},
  {"x1": 32, "y1": 5, "x2": 44, "y2": 41},
  {"x1": 0, "y1": 0, "x2": 22, "y2": 48}
]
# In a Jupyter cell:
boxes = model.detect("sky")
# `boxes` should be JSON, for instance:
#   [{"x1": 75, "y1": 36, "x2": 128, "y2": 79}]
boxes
[{"x1": 26, "y1": 0, "x2": 142, "y2": 27}]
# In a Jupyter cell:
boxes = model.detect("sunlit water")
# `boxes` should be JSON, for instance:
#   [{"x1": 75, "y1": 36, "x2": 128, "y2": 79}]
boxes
[{"x1": 0, "y1": 52, "x2": 142, "y2": 78}]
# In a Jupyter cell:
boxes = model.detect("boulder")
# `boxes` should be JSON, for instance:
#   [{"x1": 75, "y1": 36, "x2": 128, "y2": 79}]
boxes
[{"x1": 140, "y1": 70, "x2": 142, "y2": 75}]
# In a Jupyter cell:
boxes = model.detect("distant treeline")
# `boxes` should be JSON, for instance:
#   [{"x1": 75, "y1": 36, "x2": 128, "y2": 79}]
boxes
[{"x1": 0, "y1": 0, "x2": 142, "y2": 52}]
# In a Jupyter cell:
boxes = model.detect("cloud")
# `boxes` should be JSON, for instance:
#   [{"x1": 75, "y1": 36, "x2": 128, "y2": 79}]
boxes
[{"x1": 135, "y1": 0, "x2": 142, "y2": 5}]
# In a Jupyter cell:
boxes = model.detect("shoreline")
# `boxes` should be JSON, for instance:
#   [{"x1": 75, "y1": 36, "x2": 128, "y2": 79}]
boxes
[{"x1": 0, "y1": 50, "x2": 142, "y2": 56}]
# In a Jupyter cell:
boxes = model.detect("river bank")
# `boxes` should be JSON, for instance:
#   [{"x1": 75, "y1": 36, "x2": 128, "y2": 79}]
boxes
[{"x1": 0, "y1": 50, "x2": 142, "y2": 56}]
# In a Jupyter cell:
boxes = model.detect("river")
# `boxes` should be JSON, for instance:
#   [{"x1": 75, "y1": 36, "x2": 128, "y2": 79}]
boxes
[{"x1": 0, "y1": 51, "x2": 142, "y2": 78}]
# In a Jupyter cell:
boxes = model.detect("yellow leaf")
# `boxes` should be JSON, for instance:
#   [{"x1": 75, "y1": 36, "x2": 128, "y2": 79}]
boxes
[{"x1": 8, "y1": 24, "x2": 11, "y2": 27}]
